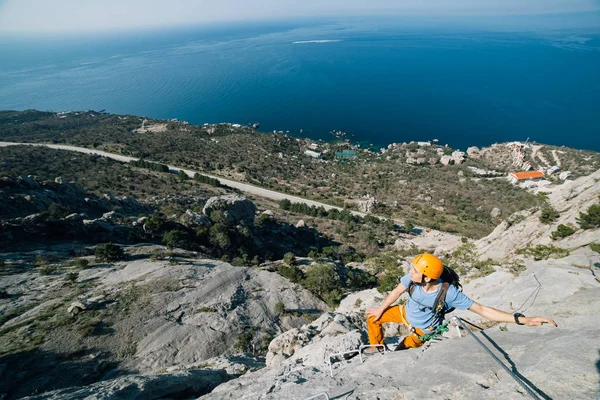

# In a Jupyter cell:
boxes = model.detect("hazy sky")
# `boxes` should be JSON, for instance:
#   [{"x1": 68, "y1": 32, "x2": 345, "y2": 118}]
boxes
[{"x1": 0, "y1": 0, "x2": 598, "y2": 34}]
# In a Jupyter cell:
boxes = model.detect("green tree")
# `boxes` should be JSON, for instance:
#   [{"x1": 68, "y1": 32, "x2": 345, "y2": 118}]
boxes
[
  {"x1": 144, "y1": 213, "x2": 166, "y2": 233},
  {"x1": 162, "y1": 229, "x2": 190, "y2": 250},
  {"x1": 303, "y1": 263, "x2": 343, "y2": 307},
  {"x1": 283, "y1": 252, "x2": 296, "y2": 266},
  {"x1": 73, "y1": 258, "x2": 90, "y2": 269},
  {"x1": 278, "y1": 264, "x2": 304, "y2": 283},
  {"x1": 279, "y1": 199, "x2": 291, "y2": 210},
  {"x1": 551, "y1": 224, "x2": 575, "y2": 240},
  {"x1": 45, "y1": 202, "x2": 70, "y2": 219},
  {"x1": 539, "y1": 206, "x2": 560, "y2": 224},
  {"x1": 95, "y1": 243, "x2": 125, "y2": 263},
  {"x1": 65, "y1": 271, "x2": 79, "y2": 283},
  {"x1": 178, "y1": 170, "x2": 188, "y2": 181},
  {"x1": 577, "y1": 204, "x2": 600, "y2": 229}
]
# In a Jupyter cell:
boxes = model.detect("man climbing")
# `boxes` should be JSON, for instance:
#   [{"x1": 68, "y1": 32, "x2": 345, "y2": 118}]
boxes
[{"x1": 366, "y1": 253, "x2": 557, "y2": 351}]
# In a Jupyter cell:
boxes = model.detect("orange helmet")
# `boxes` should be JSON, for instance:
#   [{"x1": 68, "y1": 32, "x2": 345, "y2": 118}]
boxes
[{"x1": 412, "y1": 253, "x2": 444, "y2": 279}]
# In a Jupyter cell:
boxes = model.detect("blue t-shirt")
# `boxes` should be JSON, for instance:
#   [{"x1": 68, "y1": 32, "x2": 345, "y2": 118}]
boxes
[{"x1": 400, "y1": 273, "x2": 473, "y2": 332}]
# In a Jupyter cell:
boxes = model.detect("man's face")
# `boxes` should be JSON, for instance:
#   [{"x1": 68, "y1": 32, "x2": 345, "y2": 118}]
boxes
[{"x1": 409, "y1": 264, "x2": 424, "y2": 283}]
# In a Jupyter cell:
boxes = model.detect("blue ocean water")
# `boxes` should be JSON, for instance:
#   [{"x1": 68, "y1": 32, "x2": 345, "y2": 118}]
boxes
[{"x1": 1, "y1": 16, "x2": 599, "y2": 151}]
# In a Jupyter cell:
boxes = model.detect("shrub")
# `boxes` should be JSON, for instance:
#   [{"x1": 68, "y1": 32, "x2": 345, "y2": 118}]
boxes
[
  {"x1": 162, "y1": 229, "x2": 190, "y2": 250},
  {"x1": 73, "y1": 258, "x2": 90, "y2": 269},
  {"x1": 178, "y1": 170, "x2": 188, "y2": 181},
  {"x1": 539, "y1": 206, "x2": 560, "y2": 224},
  {"x1": 193, "y1": 173, "x2": 221, "y2": 187},
  {"x1": 346, "y1": 267, "x2": 378, "y2": 291},
  {"x1": 505, "y1": 260, "x2": 526, "y2": 276},
  {"x1": 590, "y1": 243, "x2": 600, "y2": 253},
  {"x1": 275, "y1": 301, "x2": 285, "y2": 316},
  {"x1": 377, "y1": 274, "x2": 400, "y2": 293},
  {"x1": 35, "y1": 254, "x2": 48, "y2": 267},
  {"x1": 233, "y1": 329, "x2": 255, "y2": 353},
  {"x1": 65, "y1": 271, "x2": 79, "y2": 282},
  {"x1": 39, "y1": 265, "x2": 57, "y2": 275},
  {"x1": 143, "y1": 212, "x2": 167, "y2": 233},
  {"x1": 283, "y1": 252, "x2": 297, "y2": 266},
  {"x1": 44, "y1": 202, "x2": 71, "y2": 219},
  {"x1": 279, "y1": 199, "x2": 291, "y2": 210},
  {"x1": 577, "y1": 203, "x2": 600, "y2": 229},
  {"x1": 278, "y1": 265, "x2": 304, "y2": 283},
  {"x1": 95, "y1": 243, "x2": 125, "y2": 263},
  {"x1": 516, "y1": 245, "x2": 569, "y2": 261},
  {"x1": 551, "y1": 224, "x2": 575, "y2": 240}
]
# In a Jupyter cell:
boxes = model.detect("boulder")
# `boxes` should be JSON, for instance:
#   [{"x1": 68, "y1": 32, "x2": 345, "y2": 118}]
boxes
[
  {"x1": 452, "y1": 151, "x2": 466, "y2": 164},
  {"x1": 202, "y1": 195, "x2": 256, "y2": 225},
  {"x1": 490, "y1": 207, "x2": 501, "y2": 218},
  {"x1": 180, "y1": 210, "x2": 211, "y2": 228},
  {"x1": 466, "y1": 146, "x2": 480, "y2": 158},
  {"x1": 440, "y1": 155, "x2": 454, "y2": 165},
  {"x1": 266, "y1": 312, "x2": 367, "y2": 368},
  {"x1": 67, "y1": 301, "x2": 86, "y2": 315}
]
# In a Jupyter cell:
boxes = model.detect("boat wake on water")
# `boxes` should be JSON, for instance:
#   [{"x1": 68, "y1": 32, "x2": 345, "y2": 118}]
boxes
[{"x1": 292, "y1": 40, "x2": 342, "y2": 44}]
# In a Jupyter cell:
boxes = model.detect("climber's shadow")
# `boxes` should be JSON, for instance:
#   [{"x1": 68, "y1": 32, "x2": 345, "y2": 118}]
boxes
[{"x1": 596, "y1": 350, "x2": 600, "y2": 381}]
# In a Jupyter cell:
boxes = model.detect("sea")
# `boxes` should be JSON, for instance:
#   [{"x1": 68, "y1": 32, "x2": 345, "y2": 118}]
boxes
[{"x1": 1, "y1": 14, "x2": 599, "y2": 151}]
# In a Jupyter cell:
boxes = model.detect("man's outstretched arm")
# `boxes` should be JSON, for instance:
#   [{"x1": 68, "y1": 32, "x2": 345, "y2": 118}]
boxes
[{"x1": 469, "y1": 302, "x2": 558, "y2": 327}]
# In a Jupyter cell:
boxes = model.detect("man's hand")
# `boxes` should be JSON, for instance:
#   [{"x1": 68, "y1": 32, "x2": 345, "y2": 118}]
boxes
[
  {"x1": 366, "y1": 307, "x2": 385, "y2": 322},
  {"x1": 523, "y1": 316, "x2": 558, "y2": 327}
]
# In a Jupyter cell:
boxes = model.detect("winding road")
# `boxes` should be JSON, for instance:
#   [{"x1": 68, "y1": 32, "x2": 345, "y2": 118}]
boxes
[{"x1": 0, "y1": 141, "x2": 368, "y2": 217}]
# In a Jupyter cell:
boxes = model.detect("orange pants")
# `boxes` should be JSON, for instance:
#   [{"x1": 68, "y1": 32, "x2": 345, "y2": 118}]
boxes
[{"x1": 367, "y1": 305, "x2": 425, "y2": 349}]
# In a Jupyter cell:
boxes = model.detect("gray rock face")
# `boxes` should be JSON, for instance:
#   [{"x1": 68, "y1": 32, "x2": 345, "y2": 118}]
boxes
[
  {"x1": 93, "y1": 257, "x2": 328, "y2": 373},
  {"x1": 201, "y1": 252, "x2": 600, "y2": 400},
  {"x1": 21, "y1": 369, "x2": 228, "y2": 400},
  {"x1": 203, "y1": 195, "x2": 256, "y2": 225},
  {"x1": 476, "y1": 168, "x2": 600, "y2": 261},
  {"x1": 490, "y1": 207, "x2": 501, "y2": 218}
]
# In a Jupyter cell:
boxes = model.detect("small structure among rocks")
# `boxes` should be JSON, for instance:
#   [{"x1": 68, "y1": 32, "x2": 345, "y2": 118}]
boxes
[{"x1": 509, "y1": 171, "x2": 545, "y2": 185}]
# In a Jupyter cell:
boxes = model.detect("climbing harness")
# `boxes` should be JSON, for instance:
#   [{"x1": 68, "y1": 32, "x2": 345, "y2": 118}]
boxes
[{"x1": 452, "y1": 315, "x2": 542, "y2": 400}]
